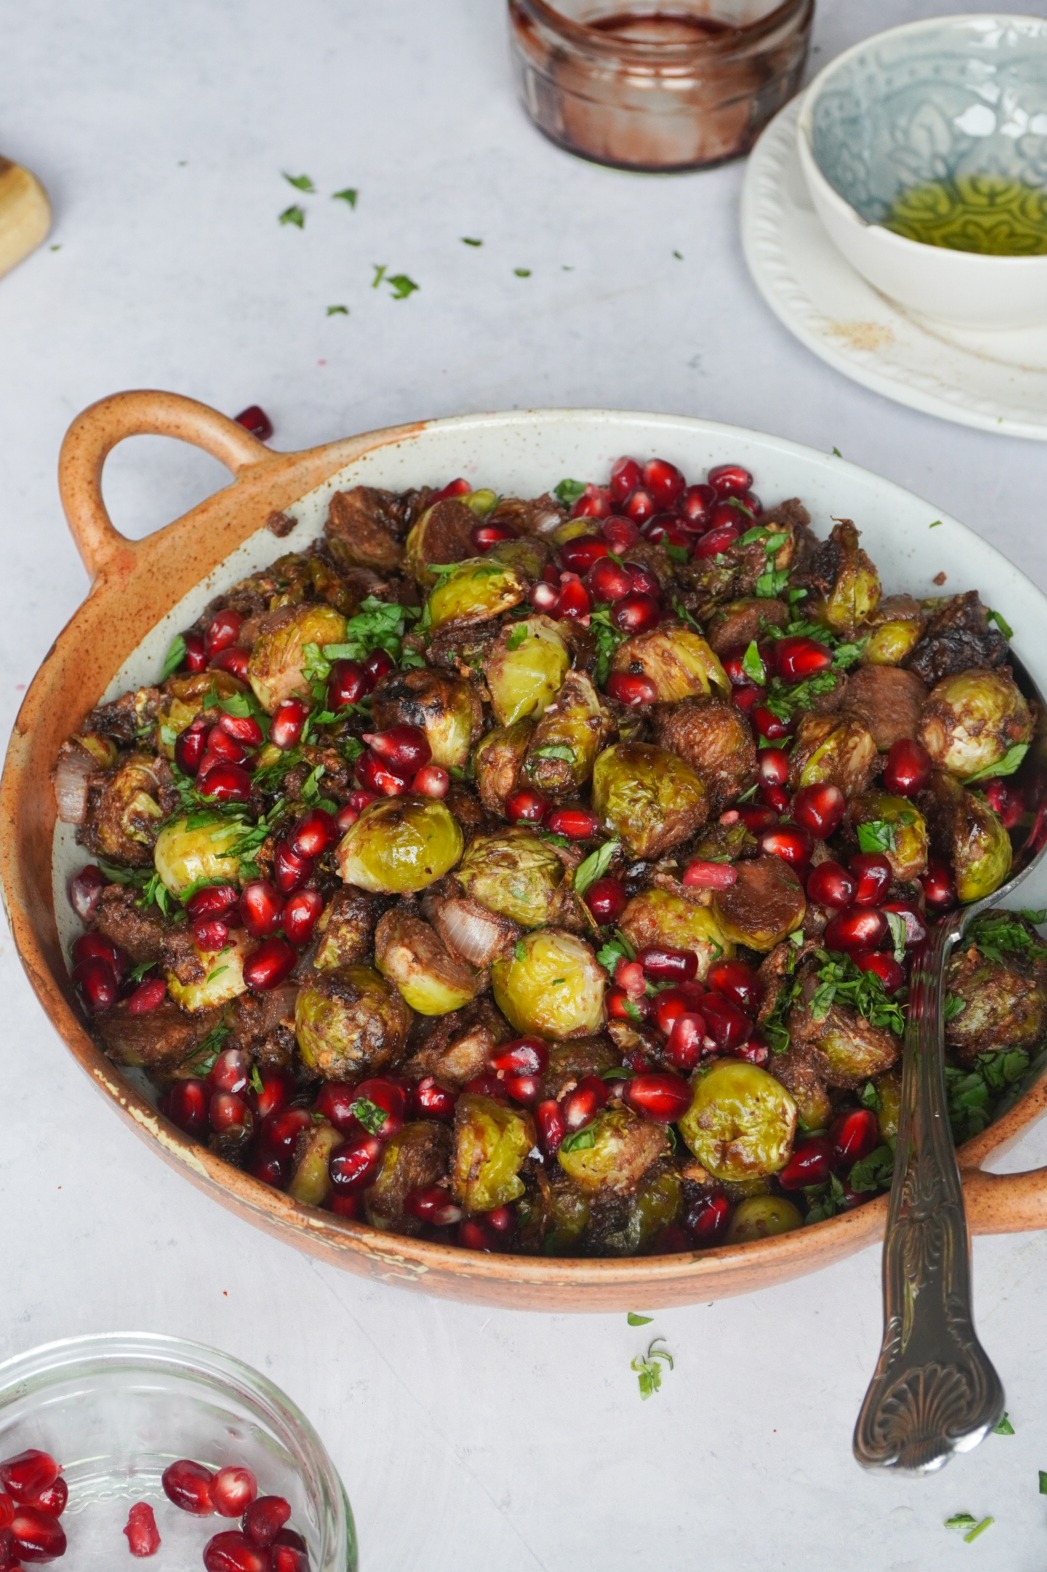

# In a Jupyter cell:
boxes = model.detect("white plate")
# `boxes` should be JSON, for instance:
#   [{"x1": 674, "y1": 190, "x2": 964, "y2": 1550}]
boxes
[{"x1": 741, "y1": 96, "x2": 1047, "y2": 442}]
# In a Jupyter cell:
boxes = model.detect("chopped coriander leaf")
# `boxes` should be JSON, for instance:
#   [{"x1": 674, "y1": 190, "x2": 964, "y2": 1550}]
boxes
[
  {"x1": 665, "y1": 543, "x2": 689, "y2": 564},
  {"x1": 831, "y1": 446, "x2": 842, "y2": 457},
  {"x1": 182, "y1": 1021, "x2": 231, "y2": 1077},
  {"x1": 574, "y1": 840, "x2": 619, "y2": 898},
  {"x1": 514, "y1": 267, "x2": 532, "y2": 277},
  {"x1": 992, "y1": 1412, "x2": 1014, "y2": 1435},
  {"x1": 631, "y1": 1337, "x2": 674, "y2": 1400},
  {"x1": 672, "y1": 249, "x2": 683, "y2": 260},
  {"x1": 283, "y1": 172, "x2": 315, "y2": 192},
  {"x1": 857, "y1": 819, "x2": 895, "y2": 855},
  {"x1": 849, "y1": 1144, "x2": 894, "y2": 1193},
  {"x1": 387, "y1": 273, "x2": 419, "y2": 299},
  {"x1": 332, "y1": 187, "x2": 358, "y2": 207},
  {"x1": 505, "y1": 625, "x2": 528, "y2": 651},
  {"x1": 461, "y1": 236, "x2": 483, "y2": 246},
  {"x1": 944, "y1": 993, "x2": 966, "y2": 1023},
  {"x1": 160, "y1": 633, "x2": 187, "y2": 681},
  {"x1": 279, "y1": 204, "x2": 306, "y2": 228},
  {"x1": 965, "y1": 742, "x2": 1027, "y2": 783},
  {"x1": 627, "y1": 1311, "x2": 653, "y2": 1326},
  {"x1": 929, "y1": 519, "x2": 943, "y2": 528},
  {"x1": 945, "y1": 1048, "x2": 1035, "y2": 1144},
  {"x1": 514, "y1": 939, "x2": 528, "y2": 962},
  {"x1": 987, "y1": 608, "x2": 1013, "y2": 639},
  {"x1": 561, "y1": 1127, "x2": 596, "y2": 1153},
  {"x1": 967, "y1": 909, "x2": 1044, "y2": 965},
  {"x1": 349, "y1": 1097, "x2": 387, "y2": 1135},
  {"x1": 755, "y1": 566, "x2": 791, "y2": 599},
  {"x1": 554, "y1": 478, "x2": 588, "y2": 506},
  {"x1": 948, "y1": 1515, "x2": 994, "y2": 1544},
  {"x1": 372, "y1": 264, "x2": 387, "y2": 289},
  {"x1": 596, "y1": 932, "x2": 634, "y2": 974},
  {"x1": 326, "y1": 304, "x2": 349, "y2": 316},
  {"x1": 249, "y1": 1063, "x2": 265, "y2": 1095},
  {"x1": 126, "y1": 959, "x2": 157, "y2": 984},
  {"x1": 741, "y1": 640, "x2": 766, "y2": 685},
  {"x1": 1039, "y1": 1470, "x2": 1047, "y2": 1494},
  {"x1": 532, "y1": 744, "x2": 576, "y2": 763},
  {"x1": 803, "y1": 1173, "x2": 846, "y2": 1223},
  {"x1": 807, "y1": 951, "x2": 905, "y2": 1035},
  {"x1": 884, "y1": 909, "x2": 908, "y2": 962},
  {"x1": 588, "y1": 605, "x2": 627, "y2": 685}
]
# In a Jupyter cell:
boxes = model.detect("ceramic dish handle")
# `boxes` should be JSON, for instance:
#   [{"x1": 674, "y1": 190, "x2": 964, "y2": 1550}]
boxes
[
  {"x1": 965, "y1": 1165, "x2": 1047, "y2": 1233},
  {"x1": 58, "y1": 390, "x2": 275, "y2": 579}
]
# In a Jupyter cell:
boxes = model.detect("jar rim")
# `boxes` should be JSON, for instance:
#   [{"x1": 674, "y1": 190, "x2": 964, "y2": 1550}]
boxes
[{"x1": 511, "y1": 0, "x2": 812, "y2": 59}]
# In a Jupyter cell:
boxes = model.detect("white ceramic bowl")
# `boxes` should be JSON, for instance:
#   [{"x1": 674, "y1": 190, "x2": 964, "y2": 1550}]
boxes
[{"x1": 796, "y1": 14, "x2": 1047, "y2": 330}]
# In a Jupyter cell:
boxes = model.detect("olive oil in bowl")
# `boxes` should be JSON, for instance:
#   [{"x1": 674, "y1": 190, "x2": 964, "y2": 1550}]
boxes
[{"x1": 882, "y1": 175, "x2": 1047, "y2": 257}]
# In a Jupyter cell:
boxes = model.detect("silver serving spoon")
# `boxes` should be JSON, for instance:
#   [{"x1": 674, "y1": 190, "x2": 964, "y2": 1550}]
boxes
[{"x1": 854, "y1": 654, "x2": 1047, "y2": 1473}]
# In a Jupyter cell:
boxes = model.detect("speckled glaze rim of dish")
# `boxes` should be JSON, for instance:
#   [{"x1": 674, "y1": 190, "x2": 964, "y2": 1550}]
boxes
[
  {"x1": 3, "y1": 389, "x2": 1047, "y2": 1313},
  {"x1": 509, "y1": 0, "x2": 810, "y2": 59}
]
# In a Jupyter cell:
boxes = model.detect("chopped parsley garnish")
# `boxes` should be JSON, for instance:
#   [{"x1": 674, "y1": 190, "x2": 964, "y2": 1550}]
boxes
[
  {"x1": 283, "y1": 172, "x2": 315, "y2": 192},
  {"x1": 945, "y1": 1514, "x2": 993, "y2": 1544},
  {"x1": 182, "y1": 1021, "x2": 231, "y2": 1077},
  {"x1": 804, "y1": 1173, "x2": 847, "y2": 1223},
  {"x1": 741, "y1": 640, "x2": 766, "y2": 685},
  {"x1": 992, "y1": 1412, "x2": 1014, "y2": 1436},
  {"x1": 574, "y1": 840, "x2": 619, "y2": 898},
  {"x1": 987, "y1": 608, "x2": 1013, "y2": 639},
  {"x1": 944, "y1": 993, "x2": 966, "y2": 1023},
  {"x1": 514, "y1": 267, "x2": 532, "y2": 278},
  {"x1": 627, "y1": 1311, "x2": 653, "y2": 1326},
  {"x1": 279, "y1": 204, "x2": 306, "y2": 228},
  {"x1": 514, "y1": 939, "x2": 528, "y2": 962},
  {"x1": 553, "y1": 478, "x2": 587, "y2": 507},
  {"x1": 588, "y1": 605, "x2": 627, "y2": 686},
  {"x1": 349, "y1": 1097, "x2": 387, "y2": 1135},
  {"x1": 631, "y1": 1337, "x2": 674, "y2": 1400},
  {"x1": 764, "y1": 669, "x2": 839, "y2": 721},
  {"x1": 848, "y1": 1144, "x2": 894, "y2": 1193},
  {"x1": 372, "y1": 266, "x2": 419, "y2": 299},
  {"x1": 857, "y1": 819, "x2": 895, "y2": 855},
  {"x1": 461, "y1": 236, "x2": 483, "y2": 246},
  {"x1": 966, "y1": 909, "x2": 1046, "y2": 965},
  {"x1": 332, "y1": 187, "x2": 358, "y2": 207},
  {"x1": 884, "y1": 909, "x2": 908, "y2": 962},
  {"x1": 807, "y1": 951, "x2": 906, "y2": 1036},
  {"x1": 160, "y1": 634, "x2": 187, "y2": 681},
  {"x1": 945, "y1": 1049, "x2": 1036, "y2": 1144},
  {"x1": 965, "y1": 743, "x2": 1028, "y2": 783},
  {"x1": 505, "y1": 625, "x2": 528, "y2": 651},
  {"x1": 596, "y1": 930, "x2": 635, "y2": 975},
  {"x1": 1039, "y1": 1470, "x2": 1047, "y2": 1494},
  {"x1": 126, "y1": 959, "x2": 157, "y2": 984},
  {"x1": 326, "y1": 304, "x2": 349, "y2": 316},
  {"x1": 560, "y1": 1127, "x2": 596, "y2": 1154},
  {"x1": 929, "y1": 518, "x2": 942, "y2": 528},
  {"x1": 532, "y1": 744, "x2": 576, "y2": 763}
]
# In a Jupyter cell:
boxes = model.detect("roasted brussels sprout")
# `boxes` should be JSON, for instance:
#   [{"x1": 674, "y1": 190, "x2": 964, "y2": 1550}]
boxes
[
  {"x1": 652, "y1": 699, "x2": 757, "y2": 814},
  {"x1": 374, "y1": 909, "x2": 481, "y2": 1015},
  {"x1": 557, "y1": 1107, "x2": 668, "y2": 1195},
  {"x1": 592, "y1": 1167, "x2": 683, "y2": 1255},
  {"x1": 473, "y1": 719, "x2": 533, "y2": 815},
  {"x1": 609, "y1": 623, "x2": 730, "y2": 702},
  {"x1": 87, "y1": 755, "x2": 165, "y2": 866},
  {"x1": 451, "y1": 1093, "x2": 535, "y2": 1214},
  {"x1": 919, "y1": 669, "x2": 1032, "y2": 781},
  {"x1": 287, "y1": 1119, "x2": 341, "y2": 1208},
  {"x1": 769, "y1": 1051, "x2": 833, "y2": 1134},
  {"x1": 371, "y1": 667, "x2": 482, "y2": 770},
  {"x1": 712, "y1": 857, "x2": 806, "y2": 952},
  {"x1": 404, "y1": 497, "x2": 483, "y2": 585},
  {"x1": 457, "y1": 827, "x2": 567, "y2": 928},
  {"x1": 522, "y1": 671, "x2": 614, "y2": 797},
  {"x1": 336, "y1": 797, "x2": 464, "y2": 894},
  {"x1": 852, "y1": 790, "x2": 929, "y2": 882},
  {"x1": 724, "y1": 1195, "x2": 802, "y2": 1244},
  {"x1": 945, "y1": 914, "x2": 1047, "y2": 1064},
  {"x1": 538, "y1": 1039, "x2": 621, "y2": 1101},
  {"x1": 788, "y1": 971, "x2": 901, "y2": 1089},
  {"x1": 484, "y1": 616, "x2": 571, "y2": 727},
  {"x1": 486, "y1": 535, "x2": 551, "y2": 580},
  {"x1": 619, "y1": 887, "x2": 733, "y2": 981},
  {"x1": 678, "y1": 1062, "x2": 797, "y2": 1182},
  {"x1": 425, "y1": 558, "x2": 527, "y2": 630},
  {"x1": 294, "y1": 964, "x2": 411, "y2": 1079},
  {"x1": 788, "y1": 713, "x2": 877, "y2": 798},
  {"x1": 156, "y1": 671, "x2": 248, "y2": 752},
  {"x1": 313, "y1": 888, "x2": 381, "y2": 971},
  {"x1": 491, "y1": 929, "x2": 606, "y2": 1038},
  {"x1": 153, "y1": 812, "x2": 246, "y2": 895},
  {"x1": 704, "y1": 596, "x2": 789, "y2": 657},
  {"x1": 246, "y1": 604, "x2": 348, "y2": 713},
  {"x1": 863, "y1": 594, "x2": 927, "y2": 667},
  {"x1": 364, "y1": 1122, "x2": 452, "y2": 1233},
  {"x1": 537, "y1": 1176, "x2": 591, "y2": 1254},
  {"x1": 843, "y1": 665, "x2": 927, "y2": 752},
  {"x1": 166, "y1": 927, "x2": 250, "y2": 1013},
  {"x1": 591, "y1": 742, "x2": 708, "y2": 860},
  {"x1": 922, "y1": 770, "x2": 1013, "y2": 904},
  {"x1": 804, "y1": 519, "x2": 881, "y2": 637}
]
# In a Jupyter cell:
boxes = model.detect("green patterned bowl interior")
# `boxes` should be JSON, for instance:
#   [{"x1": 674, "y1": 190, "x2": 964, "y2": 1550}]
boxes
[{"x1": 809, "y1": 15, "x2": 1047, "y2": 255}]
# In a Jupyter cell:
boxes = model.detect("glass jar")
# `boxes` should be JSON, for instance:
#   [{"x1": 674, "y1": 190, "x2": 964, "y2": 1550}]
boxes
[
  {"x1": 508, "y1": 0, "x2": 814, "y2": 171},
  {"x1": 0, "y1": 1333, "x2": 356, "y2": 1569}
]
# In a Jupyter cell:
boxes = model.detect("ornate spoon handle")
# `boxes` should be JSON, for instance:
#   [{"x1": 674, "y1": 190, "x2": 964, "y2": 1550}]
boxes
[{"x1": 853, "y1": 920, "x2": 1005, "y2": 1472}]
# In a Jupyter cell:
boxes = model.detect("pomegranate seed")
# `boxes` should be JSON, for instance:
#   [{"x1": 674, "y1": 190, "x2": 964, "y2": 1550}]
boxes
[
  {"x1": 411, "y1": 1076, "x2": 458, "y2": 1120},
  {"x1": 208, "y1": 1047, "x2": 249, "y2": 1095},
  {"x1": 773, "y1": 636, "x2": 833, "y2": 682},
  {"x1": 571, "y1": 483, "x2": 612, "y2": 519},
  {"x1": 545, "y1": 807, "x2": 599, "y2": 839},
  {"x1": 531, "y1": 581, "x2": 559, "y2": 612},
  {"x1": 243, "y1": 937, "x2": 297, "y2": 991},
  {"x1": 665, "y1": 1011, "x2": 706, "y2": 1072},
  {"x1": 210, "y1": 647, "x2": 250, "y2": 681},
  {"x1": 405, "y1": 1186, "x2": 463, "y2": 1227},
  {"x1": 202, "y1": 727, "x2": 249, "y2": 767},
  {"x1": 248, "y1": 1152, "x2": 290, "y2": 1191},
  {"x1": 413, "y1": 763, "x2": 450, "y2": 798},
  {"x1": 679, "y1": 482, "x2": 715, "y2": 527},
  {"x1": 701, "y1": 993, "x2": 752, "y2": 1050},
  {"x1": 625, "y1": 1072, "x2": 691, "y2": 1122},
  {"x1": 651, "y1": 984, "x2": 704, "y2": 1038},
  {"x1": 883, "y1": 736, "x2": 933, "y2": 796},
  {"x1": 639, "y1": 945, "x2": 697, "y2": 983},
  {"x1": 193, "y1": 916, "x2": 230, "y2": 953},
  {"x1": 614, "y1": 958, "x2": 646, "y2": 998},
  {"x1": 922, "y1": 859, "x2": 957, "y2": 911},
  {"x1": 24, "y1": 1478, "x2": 66, "y2": 1519},
  {"x1": 608, "y1": 986, "x2": 650, "y2": 1022},
  {"x1": 72, "y1": 930, "x2": 124, "y2": 972},
  {"x1": 732, "y1": 685, "x2": 764, "y2": 714},
  {"x1": 609, "y1": 455, "x2": 642, "y2": 502},
  {"x1": 849, "y1": 853, "x2": 892, "y2": 906},
  {"x1": 283, "y1": 888, "x2": 324, "y2": 946},
  {"x1": 329, "y1": 1134, "x2": 384, "y2": 1190},
  {"x1": 126, "y1": 976, "x2": 166, "y2": 1013},
  {"x1": 204, "y1": 1529, "x2": 270, "y2": 1572},
  {"x1": 290, "y1": 807, "x2": 339, "y2": 859},
  {"x1": 687, "y1": 1193, "x2": 731, "y2": 1245},
  {"x1": 364, "y1": 648, "x2": 395, "y2": 685},
  {"x1": 751, "y1": 704, "x2": 790, "y2": 741},
  {"x1": 707, "y1": 499, "x2": 750, "y2": 533},
  {"x1": 186, "y1": 884, "x2": 239, "y2": 920},
  {"x1": 707, "y1": 960, "x2": 761, "y2": 1012},
  {"x1": 335, "y1": 803, "x2": 360, "y2": 832},
  {"x1": 806, "y1": 860, "x2": 856, "y2": 909},
  {"x1": 732, "y1": 1037, "x2": 771, "y2": 1066},
  {"x1": 605, "y1": 670, "x2": 657, "y2": 706},
  {"x1": 259, "y1": 1107, "x2": 313, "y2": 1154},
  {"x1": 240, "y1": 880, "x2": 284, "y2": 938},
  {"x1": 204, "y1": 608, "x2": 243, "y2": 659},
  {"x1": 643, "y1": 515, "x2": 691, "y2": 550},
  {"x1": 351, "y1": 1077, "x2": 406, "y2": 1139},
  {"x1": 554, "y1": 574, "x2": 592, "y2": 622},
  {"x1": 758, "y1": 748, "x2": 790, "y2": 788},
  {"x1": 610, "y1": 592, "x2": 661, "y2": 635},
  {"x1": 356, "y1": 748, "x2": 408, "y2": 797},
  {"x1": 984, "y1": 777, "x2": 1024, "y2": 829},
  {"x1": 559, "y1": 534, "x2": 608, "y2": 573},
  {"x1": 73, "y1": 954, "x2": 119, "y2": 1013},
  {"x1": 682, "y1": 860, "x2": 738, "y2": 890},
  {"x1": 707, "y1": 462, "x2": 753, "y2": 497},
  {"x1": 737, "y1": 804, "x2": 779, "y2": 833},
  {"x1": 160, "y1": 1079, "x2": 208, "y2": 1138},
  {"x1": 430, "y1": 476, "x2": 471, "y2": 503},
  {"x1": 778, "y1": 1134, "x2": 834, "y2": 1189},
  {"x1": 249, "y1": 1067, "x2": 295, "y2": 1120},
  {"x1": 327, "y1": 659, "x2": 370, "y2": 710},
  {"x1": 0, "y1": 1456, "x2": 58, "y2": 1506},
  {"x1": 198, "y1": 761, "x2": 252, "y2": 803},
  {"x1": 348, "y1": 788, "x2": 377, "y2": 813},
  {"x1": 472, "y1": 522, "x2": 514, "y2": 552},
  {"x1": 641, "y1": 457, "x2": 685, "y2": 507},
  {"x1": 759, "y1": 783, "x2": 789, "y2": 815},
  {"x1": 831, "y1": 1107, "x2": 880, "y2": 1167},
  {"x1": 175, "y1": 719, "x2": 209, "y2": 775},
  {"x1": 123, "y1": 1501, "x2": 161, "y2": 1557},
  {"x1": 364, "y1": 724, "x2": 431, "y2": 775},
  {"x1": 162, "y1": 1459, "x2": 215, "y2": 1515},
  {"x1": 624, "y1": 487, "x2": 656, "y2": 524},
  {"x1": 218, "y1": 713, "x2": 263, "y2": 750},
  {"x1": 490, "y1": 1037, "x2": 548, "y2": 1077},
  {"x1": 68, "y1": 864, "x2": 106, "y2": 922},
  {"x1": 758, "y1": 825, "x2": 813, "y2": 872},
  {"x1": 504, "y1": 1070, "x2": 541, "y2": 1104},
  {"x1": 9, "y1": 1505, "x2": 66, "y2": 1562},
  {"x1": 855, "y1": 950, "x2": 906, "y2": 992},
  {"x1": 183, "y1": 632, "x2": 208, "y2": 673},
  {"x1": 792, "y1": 783, "x2": 845, "y2": 838},
  {"x1": 694, "y1": 522, "x2": 740, "y2": 558},
  {"x1": 506, "y1": 787, "x2": 548, "y2": 823},
  {"x1": 601, "y1": 515, "x2": 642, "y2": 553},
  {"x1": 234, "y1": 405, "x2": 273, "y2": 440},
  {"x1": 721, "y1": 647, "x2": 759, "y2": 688},
  {"x1": 243, "y1": 1496, "x2": 292, "y2": 1548},
  {"x1": 212, "y1": 1468, "x2": 257, "y2": 1519},
  {"x1": 457, "y1": 1217, "x2": 502, "y2": 1251},
  {"x1": 269, "y1": 698, "x2": 309, "y2": 750},
  {"x1": 209, "y1": 1091, "x2": 252, "y2": 1135},
  {"x1": 535, "y1": 1098, "x2": 566, "y2": 1156},
  {"x1": 273, "y1": 842, "x2": 311, "y2": 894},
  {"x1": 463, "y1": 1070, "x2": 509, "y2": 1102},
  {"x1": 585, "y1": 556, "x2": 633, "y2": 604},
  {"x1": 882, "y1": 899, "x2": 928, "y2": 949},
  {"x1": 824, "y1": 907, "x2": 889, "y2": 954},
  {"x1": 585, "y1": 875, "x2": 627, "y2": 923},
  {"x1": 561, "y1": 1073, "x2": 608, "y2": 1131},
  {"x1": 626, "y1": 562, "x2": 660, "y2": 597}
]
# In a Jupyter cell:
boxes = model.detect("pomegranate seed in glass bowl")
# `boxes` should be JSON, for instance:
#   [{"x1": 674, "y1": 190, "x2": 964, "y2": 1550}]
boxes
[{"x1": 0, "y1": 1335, "x2": 355, "y2": 1570}]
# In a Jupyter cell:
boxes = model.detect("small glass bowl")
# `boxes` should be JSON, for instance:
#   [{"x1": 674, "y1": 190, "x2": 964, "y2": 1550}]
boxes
[
  {"x1": 0, "y1": 1333, "x2": 356, "y2": 1570},
  {"x1": 507, "y1": 0, "x2": 814, "y2": 172}
]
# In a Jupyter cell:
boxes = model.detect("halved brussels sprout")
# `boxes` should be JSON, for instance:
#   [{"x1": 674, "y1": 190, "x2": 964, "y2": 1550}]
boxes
[
  {"x1": 619, "y1": 887, "x2": 733, "y2": 981},
  {"x1": 425, "y1": 558, "x2": 527, "y2": 630},
  {"x1": 540, "y1": 1178, "x2": 591, "y2": 1254},
  {"x1": 852, "y1": 790, "x2": 928, "y2": 882},
  {"x1": 863, "y1": 595, "x2": 926, "y2": 667},
  {"x1": 90, "y1": 756, "x2": 165, "y2": 865},
  {"x1": 523, "y1": 671, "x2": 614, "y2": 798},
  {"x1": 557, "y1": 1107, "x2": 668, "y2": 1195},
  {"x1": 678, "y1": 1061, "x2": 798, "y2": 1182},
  {"x1": 809, "y1": 520, "x2": 881, "y2": 637},
  {"x1": 924, "y1": 771, "x2": 1012, "y2": 904},
  {"x1": 457, "y1": 827, "x2": 566, "y2": 928},
  {"x1": 600, "y1": 1168, "x2": 683, "y2": 1255},
  {"x1": 371, "y1": 667, "x2": 481, "y2": 770},
  {"x1": 157, "y1": 671, "x2": 248, "y2": 753},
  {"x1": 287, "y1": 1119, "x2": 341, "y2": 1208},
  {"x1": 374, "y1": 909, "x2": 481, "y2": 1016},
  {"x1": 945, "y1": 917, "x2": 1047, "y2": 1063},
  {"x1": 294, "y1": 964, "x2": 412, "y2": 1079},
  {"x1": 336, "y1": 797, "x2": 464, "y2": 894},
  {"x1": 247, "y1": 604, "x2": 348, "y2": 713},
  {"x1": 365, "y1": 1122, "x2": 452, "y2": 1233},
  {"x1": 919, "y1": 670, "x2": 1032, "y2": 781},
  {"x1": 451, "y1": 1093, "x2": 535, "y2": 1214},
  {"x1": 789, "y1": 714, "x2": 877, "y2": 798},
  {"x1": 474, "y1": 719, "x2": 533, "y2": 815},
  {"x1": 153, "y1": 813, "x2": 246, "y2": 895},
  {"x1": 484, "y1": 616, "x2": 571, "y2": 727},
  {"x1": 724, "y1": 1195, "x2": 802, "y2": 1244},
  {"x1": 610, "y1": 623, "x2": 730, "y2": 702},
  {"x1": 591, "y1": 742, "x2": 707, "y2": 860},
  {"x1": 487, "y1": 536, "x2": 551, "y2": 580},
  {"x1": 313, "y1": 888, "x2": 380, "y2": 971},
  {"x1": 404, "y1": 498, "x2": 480, "y2": 586},
  {"x1": 166, "y1": 929, "x2": 249, "y2": 1013},
  {"x1": 491, "y1": 929, "x2": 606, "y2": 1038},
  {"x1": 712, "y1": 857, "x2": 806, "y2": 952},
  {"x1": 788, "y1": 976, "x2": 900, "y2": 1089}
]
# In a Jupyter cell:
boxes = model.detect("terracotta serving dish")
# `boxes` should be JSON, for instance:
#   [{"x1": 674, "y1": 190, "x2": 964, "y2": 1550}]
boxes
[{"x1": 3, "y1": 389, "x2": 1047, "y2": 1312}]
